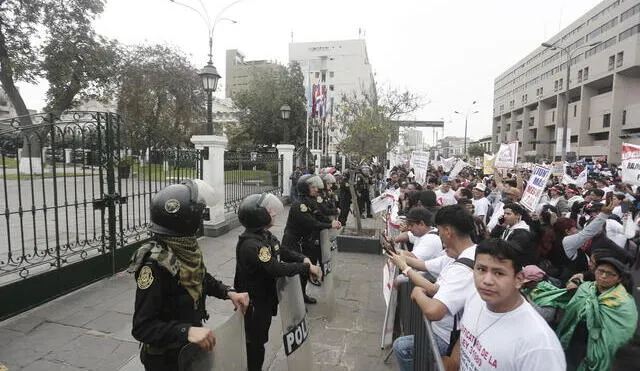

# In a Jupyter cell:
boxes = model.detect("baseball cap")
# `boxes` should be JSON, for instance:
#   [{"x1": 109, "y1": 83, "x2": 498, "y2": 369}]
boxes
[{"x1": 474, "y1": 183, "x2": 486, "y2": 192}]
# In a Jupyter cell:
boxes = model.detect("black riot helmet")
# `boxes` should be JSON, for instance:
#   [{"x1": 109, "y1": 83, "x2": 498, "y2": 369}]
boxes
[
  {"x1": 149, "y1": 179, "x2": 218, "y2": 237},
  {"x1": 238, "y1": 193, "x2": 285, "y2": 230},
  {"x1": 297, "y1": 174, "x2": 314, "y2": 196}
]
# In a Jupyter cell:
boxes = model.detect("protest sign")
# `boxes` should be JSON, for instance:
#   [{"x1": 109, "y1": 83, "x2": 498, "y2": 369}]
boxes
[
  {"x1": 483, "y1": 154, "x2": 495, "y2": 174},
  {"x1": 494, "y1": 141, "x2": 518, "y2": 169},
  {"x1": 520, "y1": 165, "x2": 552, "y2": 212},
  {"x1": 621, "y1": 143, "x2": 640, "y2": 185},
  {"x1": 551, "y1": 162, "x2": 564, "y2": 176},
  {"x1": 411, "y1": 151, "x2": 430, "y2": 184},
  {"x1": 449, "y1": 159, "x2": 469, "y2": 178},
  {"x1": 441, "y1": 156, "x2": 457, "y2": 172}
]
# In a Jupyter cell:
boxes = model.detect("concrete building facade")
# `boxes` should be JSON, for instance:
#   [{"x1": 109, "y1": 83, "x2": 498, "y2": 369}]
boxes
[
  {"x1": 470, "y1": 135, "x2": 493, "y2": 154},
  {"x1": 288, "y1": 39, "x2": 376, "y2": 158},
  {"x1": 225, "y1": 49, "x2": 284, "y2": 99},
  {"x1": 493, "y1": 0, "x2": 640, "y2": 164}
]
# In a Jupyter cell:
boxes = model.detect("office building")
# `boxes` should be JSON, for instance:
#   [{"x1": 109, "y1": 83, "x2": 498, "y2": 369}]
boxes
[
  {"x1": 289, "y1": 39, "x2": 376, "y2": 160},
  {"x1": 225, "y1": 49, "x2": 284, "y2": 99},
  {"x1": 493, "y1": 0, "x2": 640, "y2": 163}
]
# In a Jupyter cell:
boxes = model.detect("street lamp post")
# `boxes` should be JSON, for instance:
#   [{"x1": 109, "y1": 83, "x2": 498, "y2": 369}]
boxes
[
  {"x1": 171, "y1": 0, "x2": 243, "y2": 135},
  {"x1": 454, "y1": 101, "x2": 478, "y2": 158},
  {"x1": 280, "y1": 104, "x2": 291, "y2": 143},
  {"x1": 541, "y1": 40, "x2": 601, "y2": 162}
]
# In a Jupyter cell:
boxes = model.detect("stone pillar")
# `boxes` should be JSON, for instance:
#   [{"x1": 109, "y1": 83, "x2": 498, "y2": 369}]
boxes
[
  {"x1": 329, "y1": 151, "x2": 336, "y2": 167},
  {"x1": 191, "y1": 135, "x2": 227, "y2": 226},
  {"x1": 65, "y1": 148, "x2": 73, "y2": 164},
  {"x1": 277, "y1": 144, "x2": 295, "y2": 199},
  {"x1": 310, "y1": 149, "x2": 321, "y2": 173},
  {"x1": 341, "y1": 155, "x2": 346, "y2": 172}
]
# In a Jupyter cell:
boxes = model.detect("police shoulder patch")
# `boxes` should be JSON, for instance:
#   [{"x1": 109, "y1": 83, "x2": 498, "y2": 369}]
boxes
[
  {"x1": 258, "y1": 247, "x2": 272, "y2": 262},
  {"x1": 274, "y1": 244, "x2": 280, "y2": 251},
  {"x1": 317, "y1": 196, "x2": 323, "y2": 203},
  {"x1": 137, "y1": 266, "x2": 154, "y2": 290},
  {"x1": 300, "y1": 203, "x2": 308, "y2": 212}
]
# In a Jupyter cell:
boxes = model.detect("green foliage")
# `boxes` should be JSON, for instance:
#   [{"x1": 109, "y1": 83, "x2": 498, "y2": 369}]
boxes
[
  {"x1": 467, "y1": 144, "x2": 486, "y2": 158},
  {"x1": 336, "y1": 86, "x2": 422, "y2": 161},
  {"x1": 230, "y1": 62, "x2": 306, "y2": 149},
  {"x1": 116, "y1": 44, "x2": 204, "y2": 149}
]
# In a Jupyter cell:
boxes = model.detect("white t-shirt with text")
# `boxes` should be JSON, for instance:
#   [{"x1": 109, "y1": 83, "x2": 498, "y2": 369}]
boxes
[{"x1": 458, "y1": 292, "x2": 566, "y2": 371}]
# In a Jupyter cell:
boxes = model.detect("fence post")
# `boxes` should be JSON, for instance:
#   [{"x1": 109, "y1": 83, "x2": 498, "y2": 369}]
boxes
[
  {"x1": 277, "y1": 144, "x2": 295, "y2": 200},
  {"x1": 191, "y1": 135, "x2": 227, "y2": 226}
]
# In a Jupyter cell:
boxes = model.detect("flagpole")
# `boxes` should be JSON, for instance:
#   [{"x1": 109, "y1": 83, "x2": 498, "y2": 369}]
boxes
[{"x1": 306, "y1": 62, "x2": 311, "y2": 169}]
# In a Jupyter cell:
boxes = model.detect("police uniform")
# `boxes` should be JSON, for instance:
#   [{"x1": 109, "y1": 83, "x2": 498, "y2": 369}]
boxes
[
  {"x1": 338, "y1": 176, "x2": 352, "y2": 225},
  {"x1": 234, "y1": 228, "x2": 310, "y2": 371},
  {"x1": 129, "y1": 180, "x2": 237, "y2": 371},
  {"x1": 131, "y1": 240, "x2": 233, "y2": 370}
]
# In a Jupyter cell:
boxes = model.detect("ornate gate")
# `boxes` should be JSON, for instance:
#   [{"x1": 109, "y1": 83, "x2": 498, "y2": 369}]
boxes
[{"x1": 0, "y1": 111, "x2": 202, "y2": 320}]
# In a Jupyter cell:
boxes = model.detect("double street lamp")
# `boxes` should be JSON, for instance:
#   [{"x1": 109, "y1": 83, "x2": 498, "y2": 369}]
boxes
[
  {"x1": 541, "y1": 40, "x2": 601, "y2": 161},
  {"x1": 454, "y1": 101, "x2": 478, "y2": 158}
]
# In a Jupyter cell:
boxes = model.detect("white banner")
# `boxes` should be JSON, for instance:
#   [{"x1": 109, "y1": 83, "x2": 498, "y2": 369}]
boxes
[
  {"x1": 371, "y1": 192, "x2": 396, "y2": 215},
  {"x1": 575, "y1": 168, "x2": 588, "y2": 187},
  {"x1": 380, "y1": 261, "x2": 398, "y2": 349},
  {"x1": 441, "y1": 156, "x2": 457, "y2": 172},
  {"x1": 562, "y1": 173, "x2": 576, "y2": 185},
  {"x1": 622, "y1": 143, "x2": 640, "y2": 185},
  {"x1": 411, "y1": 151, "x2": 430, "y2": 185},
  {"x1": 494, "y1": 142, "x2": 518, "y2": 169},
  {"x1": 449, "y1": 159, "x2": 469, "y2": 178},
  {"x1": 555, "y1": 128, "x2": 571, "y2": 154},
  {"x1": 520, "y1": 165, "x2": 552, "y2": 212}
]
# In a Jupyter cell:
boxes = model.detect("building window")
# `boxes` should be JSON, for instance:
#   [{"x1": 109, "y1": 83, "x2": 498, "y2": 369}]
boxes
[
  {"x1": 321, "y1": 71, "x2": 326, "y2": 82},
  {"x1": 574, "y1": 105, "x2": 577, "y2": 117},
  {"x1": 578, "y1": 69, "x2": 583, "y2": 83},
  {"x1": 608, "y1": 55, "x2": 615, "y2": 71},
  {"x1": 552, "y1": 110, "x2": 556, "y2": 122},
  {"x1": 540, "y1": 87, "x2": 543, "y2": 96},
  {"x1": 617, "y1": 51, "x2": 624, "y2": 67},
  {"x1": 559, "y1": 78, "x2": 563, "y2": 89},
  {"x1": 584, "y1": 67, "x2": 589, "y2": 80},
  {"x1": 588, "y1": 117, "x2": 591, "y2": 129},
  {"x1": 619, "y1": 24, "x2": 640, "y2": 41},
  {"x1": 315, "y1": 72, "x2": 320, "y2": 78},
  {"x1": 554, "y1": 80, "x2": 559, "y2": 91},
  {"x1": 623, "y1": 110, "x2": 627, "y2": 125},
  {"x1": 329, "y1": 71, "x2": 334, "y2": 78},
  {"x1": 603, "y1": 113, "x2": 611, "y2": 128}
]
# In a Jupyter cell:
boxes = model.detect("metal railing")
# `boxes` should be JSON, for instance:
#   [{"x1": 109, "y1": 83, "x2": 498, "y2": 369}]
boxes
[{"x1": 223, "y1": 150, "x2": 283, "y2": 212}]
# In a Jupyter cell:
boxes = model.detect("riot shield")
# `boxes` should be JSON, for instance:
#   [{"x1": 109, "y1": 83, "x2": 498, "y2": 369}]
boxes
[
  {"x1": 320, "y1": 229, "x2": 336, "y2": 320},
  {"x1": 277, "y1": 276, "x2": 313, "y2": 370},
  {"x1": 178, "y1": 311, "x2": 247, "y2": 371}
]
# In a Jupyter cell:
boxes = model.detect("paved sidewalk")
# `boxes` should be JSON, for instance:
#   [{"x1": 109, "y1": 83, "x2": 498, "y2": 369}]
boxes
[{"x1": 0, "y1": 210, "x2": 398, "y2": 371}]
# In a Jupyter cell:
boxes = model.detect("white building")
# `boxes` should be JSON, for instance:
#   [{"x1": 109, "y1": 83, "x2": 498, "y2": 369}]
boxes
[
  {"x1": 494, "y1": 0, "x2": 640, "y2": 163},
  {"x1": 289, "y1": 39, "x2": 376, "y2": 160}
]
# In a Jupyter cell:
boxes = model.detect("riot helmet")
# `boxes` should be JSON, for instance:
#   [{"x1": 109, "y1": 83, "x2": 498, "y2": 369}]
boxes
[
  {"x1": 149, "y1": 179, "x2": 218, "y2": 237},
  {"x1": 297, "y1": 174, "x2": 324, "y2": 195},
  {"x1": 238, "y1": 193, "x2": 284, "y2": 230},
  {"x1": 321, "y1": 173, "x2": 336, "y2": 185}
]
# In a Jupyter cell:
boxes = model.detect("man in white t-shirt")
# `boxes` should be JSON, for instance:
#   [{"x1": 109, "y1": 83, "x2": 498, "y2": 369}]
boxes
[
  {"x1": 391, "y1": 207, "x2": 443, "y2": 261},
  {"x1": 388, "y1": 205, "x2": 477, "y2": 371},
  {"x1": 472, "y1": 183, "x2": 491, "y2": 224},
  {"x1": 442, "y1": 238, "x2": 565, "y2": 371},
  {"x1": 436, "y1": 177, "x2": 457, "y2": 206}
]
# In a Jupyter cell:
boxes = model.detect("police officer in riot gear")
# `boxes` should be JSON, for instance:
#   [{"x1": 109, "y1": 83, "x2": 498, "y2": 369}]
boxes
[
  {"x1": 282, "y1": 175, "x2": 341, "y2": 304},
  {"x1": 234, "y1": 193, "x2": 322, "y2": 371},
  {"x1": 318, "y1": 173, "x2": 339, "y2": 218},
  {"x1": 338, "y1": 170, "x2": 352, "y2": 226},
  {"x1": 129, "y1": 179, "x2": 249, "y2": 371}
]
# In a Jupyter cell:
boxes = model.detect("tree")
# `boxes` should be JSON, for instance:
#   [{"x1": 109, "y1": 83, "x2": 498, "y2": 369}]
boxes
[
  {"x1": 467, "y1": 144, "x2": 486, "y2": 158},
  {"x1": 230, "y1": 62, "x2": 306, "y2": 149},
  {"x1": 0, "y1": 0, "x2": 116, "y2": 166},
  {"x1": 116, "y1": 44, "x2": 204, "y2": 149},
  {"x1": 335, "y1": 87, "x2": 422, "y2": 162}
]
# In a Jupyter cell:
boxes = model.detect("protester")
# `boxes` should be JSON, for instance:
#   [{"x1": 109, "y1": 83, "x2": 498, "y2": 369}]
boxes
[{"x1": 391, "y1": 207, "x2": 443, "y2": 261}]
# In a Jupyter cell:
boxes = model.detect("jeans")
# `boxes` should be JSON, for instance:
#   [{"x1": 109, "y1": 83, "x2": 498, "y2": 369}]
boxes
[{"x1": 393, "y1": 334, "x2": 450, "y2": 371}]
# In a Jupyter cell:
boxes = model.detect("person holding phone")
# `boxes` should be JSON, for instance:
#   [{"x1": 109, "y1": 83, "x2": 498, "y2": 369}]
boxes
[{"x1": 387, "y1": 207, "x2": 443, "y2": 261}]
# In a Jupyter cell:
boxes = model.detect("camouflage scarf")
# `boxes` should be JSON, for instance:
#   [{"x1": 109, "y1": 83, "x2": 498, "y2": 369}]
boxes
[{"x1": 128, "y1": 236, "x2": 205, "y2": 308}]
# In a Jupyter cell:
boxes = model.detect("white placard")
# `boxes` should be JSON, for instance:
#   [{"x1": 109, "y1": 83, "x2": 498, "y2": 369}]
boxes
[
  {"x1": 494, "y1": 141, "x2": 518, "y2": 169},
  {"x1": 520, "y1": 165, "x2": 552, "y2": 212},
  {"x1": 622, "y1": 143, "x2": 640, "y2": 185},
  {"x1": 449, "y1": 159, "x2": 469, "y2": 178},
  {"x1": 411, "y1": 151, "x2": 430, "y2": 184}
]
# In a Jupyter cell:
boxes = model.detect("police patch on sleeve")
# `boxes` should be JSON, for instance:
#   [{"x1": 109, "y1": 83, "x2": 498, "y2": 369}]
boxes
[
  {"x1": 137, "y1": 266, "x2": 154, "y2": 290},
  {"x1": 258, "y1": 247, "x2": 272, "y2": 262},
  {"x1": 316, "y1": 196, "x2": 323, "y2": 203},
  {"x1": 300, "y1": 204, "x2": 308, "y2": 212}
]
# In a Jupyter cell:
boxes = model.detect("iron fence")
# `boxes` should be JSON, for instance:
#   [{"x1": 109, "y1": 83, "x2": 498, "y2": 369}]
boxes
[
  {"x1": 223, "y1": 150, "x2": 283, "y2": 212},
  {"x1": 0, "y1": 111, "x2": 202, "y2": 319}
]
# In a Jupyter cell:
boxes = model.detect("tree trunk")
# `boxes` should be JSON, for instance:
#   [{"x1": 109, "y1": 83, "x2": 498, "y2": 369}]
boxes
[{"x1": 349, "y1": 171, "x2": 362, "y2": 233}]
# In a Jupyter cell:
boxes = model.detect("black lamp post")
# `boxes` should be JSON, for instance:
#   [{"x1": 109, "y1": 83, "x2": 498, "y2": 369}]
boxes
[
  {"x1": 199, "y1": 62, "x2": 221, "y2": 135},
  {"x1": 280, "y1": 104, "x2": 291, "y2": 143}
]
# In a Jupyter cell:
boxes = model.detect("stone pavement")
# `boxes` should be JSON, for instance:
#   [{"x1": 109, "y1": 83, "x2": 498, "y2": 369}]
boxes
[{"x1": 0, "y1": 209, "x2": 399, "y2": 371}]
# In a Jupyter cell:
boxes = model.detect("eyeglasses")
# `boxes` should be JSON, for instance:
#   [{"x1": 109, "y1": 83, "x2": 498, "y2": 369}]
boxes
[{"x1": 595, "y1": 268, "x2": 619, "y2": 278}]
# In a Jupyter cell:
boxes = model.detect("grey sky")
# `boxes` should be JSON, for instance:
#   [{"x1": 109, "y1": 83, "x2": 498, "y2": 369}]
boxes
[{"x1": 18, "y1": 0, "x2": 602, "y2": 145}]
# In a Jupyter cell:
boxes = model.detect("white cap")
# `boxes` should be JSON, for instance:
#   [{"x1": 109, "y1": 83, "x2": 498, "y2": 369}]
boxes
[{"x1": 474, "y1": 183, "x2": 486, "y2": 192}]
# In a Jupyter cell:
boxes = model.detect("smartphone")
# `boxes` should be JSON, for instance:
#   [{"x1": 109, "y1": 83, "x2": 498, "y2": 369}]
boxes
[{"x1": 605, "y1": 191, "x2": 613, "y2": 205}]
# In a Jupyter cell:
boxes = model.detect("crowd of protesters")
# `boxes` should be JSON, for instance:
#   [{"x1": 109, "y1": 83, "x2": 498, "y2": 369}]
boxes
[{"x1": 376, "y1": 161, "x2": 638, "y2": 371}]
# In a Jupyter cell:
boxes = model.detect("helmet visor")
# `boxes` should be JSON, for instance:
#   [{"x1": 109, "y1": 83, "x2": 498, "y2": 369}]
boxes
[
  {"x1": 189, "y1": 179, "x2": 219, "y2": 206},
  {"x1": 259, "y1": 193, "x2": 284, "y2": 216},
  {"x1": 308, "y1": 175, "x2": 324, "y2": 189}
]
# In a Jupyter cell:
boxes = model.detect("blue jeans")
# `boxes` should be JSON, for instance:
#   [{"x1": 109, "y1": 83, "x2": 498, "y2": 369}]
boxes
[{"x1": 393, "y1": 334, "x2": 450, "y2": 371}]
